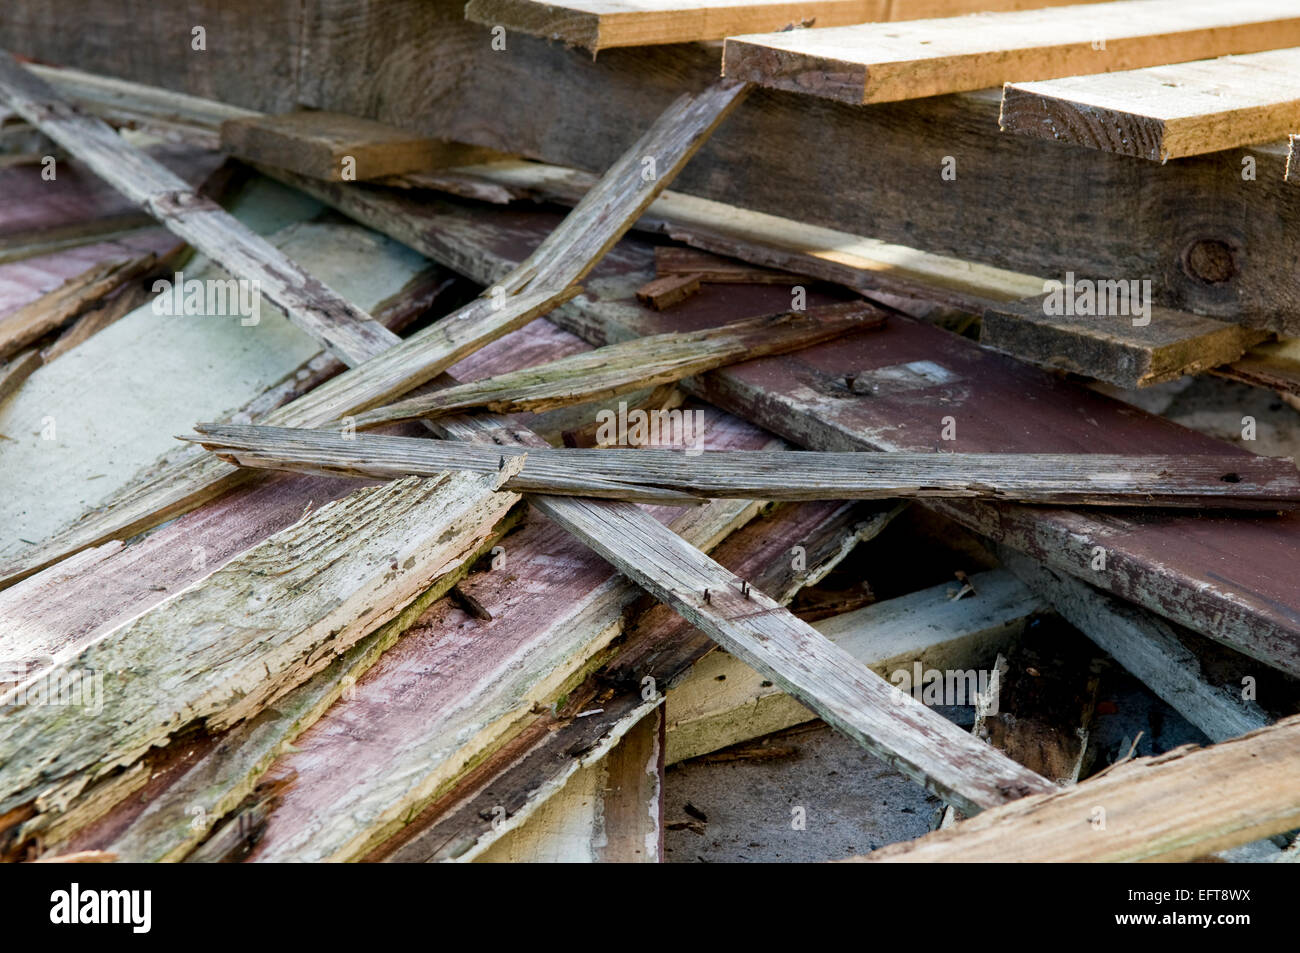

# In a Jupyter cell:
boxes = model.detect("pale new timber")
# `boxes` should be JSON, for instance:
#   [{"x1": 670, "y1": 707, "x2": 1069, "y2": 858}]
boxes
[
  {"x1": 1002, "y1": 48, "x2": 1300, "y2": 161},
  {"x1": 723, "y1": 0, "x2": 1300, "y2": 105}
]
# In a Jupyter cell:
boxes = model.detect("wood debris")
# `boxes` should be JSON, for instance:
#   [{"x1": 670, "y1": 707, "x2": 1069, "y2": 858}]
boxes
[{"x1": 1, "y1": 0, "x2": 1299, "y2": 878}]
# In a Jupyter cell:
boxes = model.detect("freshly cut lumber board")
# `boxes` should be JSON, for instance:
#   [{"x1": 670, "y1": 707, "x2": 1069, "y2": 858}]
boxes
[
  {"x1": 0, "y1": 472, "x2": 518, "y2": 826},
  {"x1": 981, "y1": 296, "x2": 1269, "y2": 388},
  {"x1": 666, "y1": 568, "x2": 1041, "y2": 764},
  {"x1": 463, "y1": 0, "x2": 1101, "y2": 51},
  {"x1": 351, "y1": 303, "x2": 881, "y2": 427},
  {"x1": 220, "y1": 111, "x2": 493, "y2": 182},
  {"x1": 1002, "y1": 48, "x2": 1300, "y2": 161},
  {"x1": 723, "y1": 0, "x2": 1300, "y2": 105},
  {"x1": 862, "y1": 714, "x2": 1300, "y2": 862},
  {"x1": 189, "y1": 424, "x2": 1300, "y2": 509}
]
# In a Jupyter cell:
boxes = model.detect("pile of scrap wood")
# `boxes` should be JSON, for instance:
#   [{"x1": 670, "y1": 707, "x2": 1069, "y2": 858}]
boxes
[{"x1": 1, "y1": 0, "x2": 1300, "y2": 865}]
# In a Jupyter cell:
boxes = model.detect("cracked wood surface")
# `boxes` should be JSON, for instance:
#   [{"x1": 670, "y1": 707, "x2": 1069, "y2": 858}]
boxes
[{"x1": 188, "y1": 424, "x2": 1300, "y2": 509}]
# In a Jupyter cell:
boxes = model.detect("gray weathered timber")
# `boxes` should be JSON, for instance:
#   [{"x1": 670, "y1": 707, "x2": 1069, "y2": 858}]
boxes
[
  {"x1": 0, "y1": 78, "x2": 744, "y2": 589},
  {"x1": 0, "y1": 51, "x2": 395, "y2": 364},
  {"x1": 0, "y1": 474, "x2": 518, "y2": 825},
  {"x1": 981, "y1": 296, "x2": 1270, "y2": 389},
  {"x1": 351, "y1": 304, "x2": 878, "y2": 428},
  {"x1": 187, "y1": 424, "x2": 1300, "y2": 509},
  {"x1": 528, "y1": 493, "x2": 1056, "y2": 816},
  {"x1": 1000, "y1": 549, "x2": 1270, "y2": 743}
]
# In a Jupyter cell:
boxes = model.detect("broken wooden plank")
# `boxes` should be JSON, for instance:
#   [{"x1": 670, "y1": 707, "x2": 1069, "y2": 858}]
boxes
[
  {"x1": 0, "y1": 472, "x2": 519, "y2": 831},
  {"x1": 0, "y1": 77, "x2": 745, "y2": 589},
  {"x1": 636, "y1": 273, "x2": 701, "y2": 310},
  {"x1": 473, "y1": 710, "x2": 664, "y2": 863},
  {"x1": 0, "y1": 346, "x2": 38, "y2": 404},
  {"x1": 349, "y1": 304, "x2": 880, "y2": 428},
  {"x1": 220, "y1": 111, "x2": 494, "y2": 182},
  {"x1": 188, "y1": 424, "x2": 1300, "y2": 510},
  {"x1": 861, "y1": 714, "x2": 1300, "y2": 862},
  {"x1": 981, "y1": 294, "x2": 1269, "y2": 388},
  {"x1": 666, "y1": 568, "x2": 1042, "y2": 764},
  {"x1": 0, "y1": 250, "x2": 168, "y2": 360},
  {"x1": 527, "y1": 493, "x2": 1056, "y2": 816},
  {"x1": 723, "y1": 0, "x2": 1300, "y2": 105},
  {"x1": 653, "y1": 245, "x2": 803, "y2": 285},
  {"x1": 0, "y1": 53, "x2": 400, "y2": 364},
  {"x1": 1215, "y1": 336, "x2": 1300, "y2": 398},
  {"x1": 1001, "y1": 48, "x2": 1300, "y2": 161},
  {"x1": 369, "y1": 499, "x2": 902, "y2": 862},
  {"x1": 999, "y1": 549, "x2": 1271, "y2": 743},
  {"x1": 463, "y1": 0, "x2": 1101, "y2": 52}
]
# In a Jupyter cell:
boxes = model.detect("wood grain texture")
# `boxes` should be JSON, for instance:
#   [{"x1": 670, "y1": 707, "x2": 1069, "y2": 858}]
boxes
[
  {"x1": 371, "y1": 498, "x2": 903, "y2": 862},
  {"x1": 0, "y1": 473, "x2": 518, "y2": 829},
  {"x1": 188, "y1": 424, "x2": 1300, "y2": 509},
  {"x1": 350, "y1": 304, "x2": 880, "y2": 428},
  {"x1": 23, "y1": 18, "x2": 1300, "y2": 330},
  {"x1": 220, "y1": 111, "x2": 491, "y2": 182},
  {"x1": 723, "y1": 0, "x2": 1300, "y2": 105},
  {"x1": 981, "y1": 295, "x2": 1269, "y2": 388},
  {"x1": 463, "y1": 0, "x2": 1095, "y2": 51},
  {"x1": 227, "y1": 176, "x2": 1300, "y2": 677},
  {"x1": 0, "y1": 52, "x2": 398, "y2": 364},
  {"x1": 666, "y1": 568, "x2": 1040, "y2": 764},
  {"x1": 531, "y1": 492, "x2": 1056, "y2": 816},
  {"x1": 1001, "y1": 48, "x2": 1300, "y2": 161},
  {"x1": 0, "y1": 77, "x2": 742, "y2": 590},
  {"x1": 861, "y1": 715, "x2": 1300, "y2": 862}
]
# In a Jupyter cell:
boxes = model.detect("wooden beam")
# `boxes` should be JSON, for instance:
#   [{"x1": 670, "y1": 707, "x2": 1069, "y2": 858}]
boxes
[
  {"x1": 861, "y1": 715, "x2": 1300, "y2": 862},
  {"x1": 463, "y1": 0, "x2": 1101, "y2": 52},
  {"x1": 220, "y1": 111, "x2": 494, "y2": 182},
  {"x1": 1001, "y1": 48, "x2": 1300, "y2": 162},
  {"x1": 188, "y1": 424, "x2": 1300, "y2": 510},
  {"x1": 350, "y1": 304, "x2": 881, "y2": 428},
  {"x1": 722, "y1": 0, "x2": 1300, "y2": 105},
  {"x1": 666, "y1": 568, "x2": 1042, "y2": 764},
  {"x1": 981, "y1": 295, "x2": 1269, "y2": 388}
]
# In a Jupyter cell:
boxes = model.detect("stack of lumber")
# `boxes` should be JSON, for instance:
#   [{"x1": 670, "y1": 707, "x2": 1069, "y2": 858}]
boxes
[{"x1": 1, "y1": 0, "x2": 1300, "y2": 866}]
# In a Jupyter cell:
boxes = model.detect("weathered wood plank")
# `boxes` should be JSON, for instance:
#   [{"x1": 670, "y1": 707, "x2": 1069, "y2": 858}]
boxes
[
  {"x1": 350, "y1": 304, "x2": 879, "y2": 428},
  {"x1": 463, "y1": 0, "x2": 1100, "y2": 52},
  {"x1": 666, "y1": 568, "x2": 1041, "y2": 764},
  {"x1": 861, "y1": 715, "x2": 1300, "y2": 862},
  {"x1": 0, "y1": 52, "x2": 397, "y2": 363},
  {"x1": 0, "y1": 77, "x2": 743, "y2": 589},
  {"x1": 999, "y1": 549, "x2": 1271, "y2": 743},
  {"x1": 0, "y1": 473, "x2": 518, "y2": 832},
  {"x1": 981, "y1": 295, "x2": 1269, "y2": 388},
  {"x1": 369, "y1": 499, "x2": 901, "y2": 862},
  {"x1": 23, "y1": 26, "x2": 1300, "y2": 330},
  {"x1": 1001, "y1": 48, "x2": 1300, "y2": 161},
  {"x1": 220, "y1": 111, "x2": 494, "y2": 182},
  {"x1": 188, "y1": 424, "x2": 1300, "y2": 509},
  {"x1": 530, "y1": 493, "x2": 1056, "y2": 816},
  {"x1": 723, "y1": 0, "x2": 1300, "y2": 105}
]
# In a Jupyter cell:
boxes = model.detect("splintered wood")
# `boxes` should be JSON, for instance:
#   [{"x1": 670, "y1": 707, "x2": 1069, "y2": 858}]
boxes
[{"x1": 187, "y1": 425, "x2": 1300, "y2": 509}]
